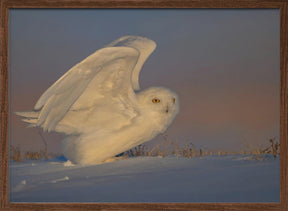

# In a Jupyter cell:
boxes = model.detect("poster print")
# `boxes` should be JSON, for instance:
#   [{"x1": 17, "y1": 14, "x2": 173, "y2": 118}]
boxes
[{"x1": 8, "y1": 9, "x2": 280, "y2": 203}]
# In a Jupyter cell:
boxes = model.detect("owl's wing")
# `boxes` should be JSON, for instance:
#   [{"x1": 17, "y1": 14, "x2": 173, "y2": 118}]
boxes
[
  {"x1": 34, "y1": 46, "x2": 140, "y2": 132},
  {"x1": 107, "y1": 36, "x2": 156, "y2": 90}
]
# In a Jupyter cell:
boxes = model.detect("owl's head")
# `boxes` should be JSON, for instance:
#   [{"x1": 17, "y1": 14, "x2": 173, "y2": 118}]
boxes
[{"x1": 137, "y1": 87, "x2": 180, "y2": 132}]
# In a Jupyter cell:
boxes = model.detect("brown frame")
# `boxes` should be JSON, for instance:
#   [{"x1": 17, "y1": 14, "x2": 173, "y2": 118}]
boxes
[{"x1": 1, "y1": 0, "x2": 287, "y2": 210}]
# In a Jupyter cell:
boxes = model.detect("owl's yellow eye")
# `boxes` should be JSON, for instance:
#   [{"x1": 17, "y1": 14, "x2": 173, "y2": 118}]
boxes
[
  {"x1": 173, "y1": 98, "x2": 176, "y2": 103},
  {"x1": 152, "y1": 98, "x2": 160, "y2": 103}
]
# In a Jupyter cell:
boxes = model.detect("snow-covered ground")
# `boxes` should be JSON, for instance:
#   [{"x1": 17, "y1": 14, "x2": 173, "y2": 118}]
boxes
[{"x1": 9, "y1": 155, "x2": 279, "y2": 202}]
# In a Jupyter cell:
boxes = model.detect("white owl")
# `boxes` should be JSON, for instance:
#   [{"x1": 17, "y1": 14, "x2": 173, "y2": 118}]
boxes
[{"x1": 16, "y1": 36, "x2": 180, "y2": 165}]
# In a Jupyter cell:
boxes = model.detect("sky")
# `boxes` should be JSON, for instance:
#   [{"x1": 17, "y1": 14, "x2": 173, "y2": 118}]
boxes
[{"x1": 9, "y1": 9, "x2": 280, "y2": 153}]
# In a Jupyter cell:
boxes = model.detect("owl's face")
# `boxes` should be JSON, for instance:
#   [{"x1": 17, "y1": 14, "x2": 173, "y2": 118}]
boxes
[{"x1": 137, "y1": 87, "x2": 180, "y2": 132}]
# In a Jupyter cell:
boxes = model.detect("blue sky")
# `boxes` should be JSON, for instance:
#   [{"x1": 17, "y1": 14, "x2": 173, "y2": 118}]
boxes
[{"x1": 9, "y1": 9, "x2": 280, "y2": 153}]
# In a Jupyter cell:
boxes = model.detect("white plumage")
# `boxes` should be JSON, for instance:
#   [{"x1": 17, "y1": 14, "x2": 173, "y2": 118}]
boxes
[{"x1": 16, "y1": 36, "x2": 180, "y2": 165}]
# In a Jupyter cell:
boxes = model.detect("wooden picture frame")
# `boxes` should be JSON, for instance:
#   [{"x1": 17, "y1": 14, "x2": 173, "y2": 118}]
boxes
[{"x1": 1, "y1": 0, "x2": 287, "y2": 210}]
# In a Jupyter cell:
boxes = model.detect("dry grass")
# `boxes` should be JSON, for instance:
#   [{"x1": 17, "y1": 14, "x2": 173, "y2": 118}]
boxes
[
  {"x1": 10, "y1": 145, "x2": 22, "y2": 162},
  {"x1": 245, "y1": 138, "x2": 280, "y2": 161},
  {"x1": 10, "y1": 145, "x2": 60, "y2": 162},
  {"x1": 123, "y1": 135, "x2": 280, "y2": 161},
  {"x1": 124, "y1": 135, "x2": 217, "y2": 159},
  {"x1": 10, "y1": 129, "x2": 60, "y2": 162},
  {"x1": 10, "y1": 136, "x2": 280, "y2": 162}
]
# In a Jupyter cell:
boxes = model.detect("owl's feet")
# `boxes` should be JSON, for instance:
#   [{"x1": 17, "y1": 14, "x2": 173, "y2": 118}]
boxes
[{"x1": 103, "y1": 156, "x2": 129, "y2": 164}]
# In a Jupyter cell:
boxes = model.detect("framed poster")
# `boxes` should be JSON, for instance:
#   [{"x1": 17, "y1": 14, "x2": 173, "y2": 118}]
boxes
[{"x1": 1, "y1": 0, "x2": 287, "y2": 210}]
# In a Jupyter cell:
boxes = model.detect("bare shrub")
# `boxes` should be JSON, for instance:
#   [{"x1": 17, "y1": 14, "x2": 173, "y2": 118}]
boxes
[
  {"x1": 10, "y1": 145, "x2": 22, "y2": 162},
  {"x1": 11, "y1": 136, "x2": 280, "y2": 162},
  {"x1": 10, "y1": 145, "x2": 59, "y2": 162},
  {"x1": 245, "y1": 138, "x2": 280, "y2": 161}
]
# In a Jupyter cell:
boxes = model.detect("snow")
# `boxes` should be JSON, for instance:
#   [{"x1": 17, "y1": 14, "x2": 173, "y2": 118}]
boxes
[
  {"x1": 63, "y1": 160, "x2": 75, "y2": 167},
  {"x1": 9, "y1": 155, "x2": 280, "y2": 202},
  {"x1": 51, "y1": 176, "x2": 69, "y2": 183}
]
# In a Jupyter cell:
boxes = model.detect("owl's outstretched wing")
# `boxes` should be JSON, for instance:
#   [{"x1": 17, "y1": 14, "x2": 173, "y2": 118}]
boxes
[
  {"x1": 107, "y1": 36, "x2": 156, "y2": 90},
  {"x1": 32, "y1": 46, "x2": 140, "y2": 132}
]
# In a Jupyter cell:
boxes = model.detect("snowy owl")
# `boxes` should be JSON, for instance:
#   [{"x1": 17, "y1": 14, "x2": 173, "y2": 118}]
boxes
[{"x1": 16, "y1": 36, "x2": 180, "y2": 165}]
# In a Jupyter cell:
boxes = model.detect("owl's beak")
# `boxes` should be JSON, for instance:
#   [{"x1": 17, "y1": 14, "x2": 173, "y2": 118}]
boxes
[{"x1": 165, "y1": 106, "x2": 169, "y2": 113}]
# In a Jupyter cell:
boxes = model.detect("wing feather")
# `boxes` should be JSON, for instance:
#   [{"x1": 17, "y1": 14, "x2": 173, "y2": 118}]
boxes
[
  {"x1": 34, "y1": 47, "x2": 139, "y2": 132},
  {"x1": 107, "y1": 36, "x2": 156, "y2": 90}
]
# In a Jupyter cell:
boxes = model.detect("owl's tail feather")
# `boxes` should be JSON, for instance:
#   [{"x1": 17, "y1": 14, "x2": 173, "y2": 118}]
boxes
[{"x1": 15, "y1": 111, "x2": 39, "y2": 127}]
